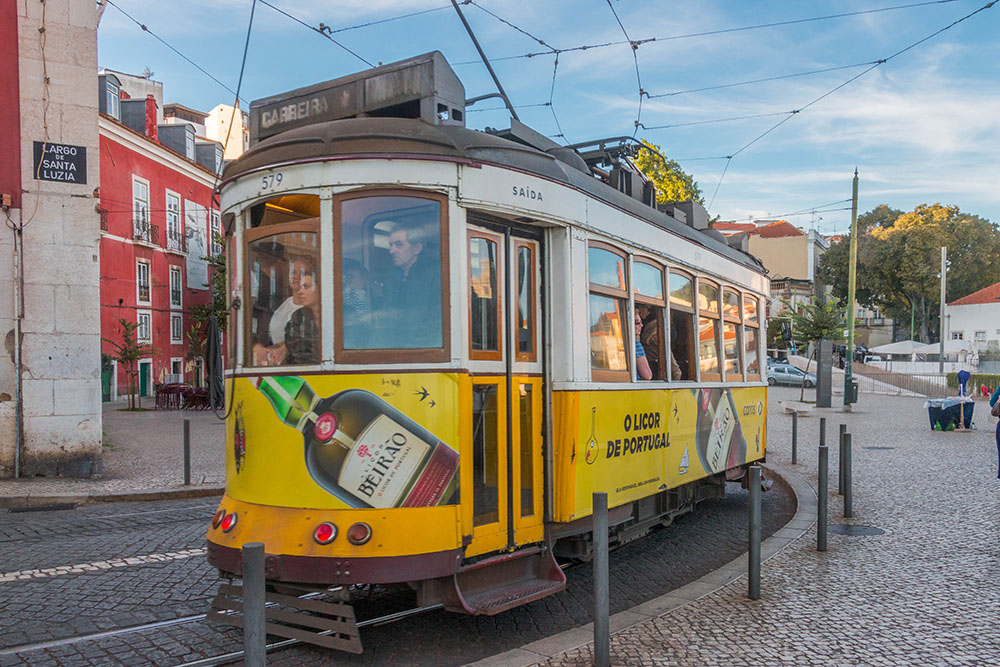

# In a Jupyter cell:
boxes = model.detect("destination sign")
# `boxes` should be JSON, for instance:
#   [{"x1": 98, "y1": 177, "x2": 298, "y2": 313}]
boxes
[{"x1": 33, "y1": 141, "x2": 87, "y2": 184}]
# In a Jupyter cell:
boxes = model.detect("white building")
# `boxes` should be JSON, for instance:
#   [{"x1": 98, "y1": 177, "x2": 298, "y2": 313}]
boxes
[{"x1": 946, "y1": 281, "x2": 1000, "y2": 350}]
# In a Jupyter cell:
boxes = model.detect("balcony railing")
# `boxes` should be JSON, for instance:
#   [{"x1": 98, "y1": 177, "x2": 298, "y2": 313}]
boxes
[
  {"x1": 166, "y1": 228, "x2": 186, "y2": 253},
  {"x1": 99, "y1": 208, "x2": 109, "y2": 232},
  {"x1": 138, "y1": 284, "x2": 151, "y2": 302},
  {"x1": 133, "y1": 221, "x2": 160, "y2": 245},
  {"x1": 170, "y1": 288, "x2": 182, "y2": 306}
]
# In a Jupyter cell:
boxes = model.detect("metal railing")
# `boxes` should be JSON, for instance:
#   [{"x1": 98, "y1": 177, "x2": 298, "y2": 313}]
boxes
[
  {"x1": 850, "y1": 366, "x2": 953, "y2": 398},
  {"x1": 166, "y1": 229, "x2": 187, "y2": 253},
  {"x1": 133, "y1": 221, "x2": 160, "y2": 245}
]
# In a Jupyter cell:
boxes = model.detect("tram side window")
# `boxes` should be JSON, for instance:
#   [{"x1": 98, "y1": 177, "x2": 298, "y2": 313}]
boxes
[
  {"x1": 744, "y1": 295, "x2": 761, "y2": 379},
  {"x1": 338, "y1": 195, "x2": 445, "y2": 355},
  {"x1": 588, "y1": 244, "x2": 630, "y2": 382},
  {"x1": 698, "y1": 279, "x2": 722, "y2": 381},
  {"x1": 469, "y1": 232, "x2": 501, "y2": 359},
  {"x1": 668, "y1": 271, "x2": 695, "y2": 380},
  {"x1": 633, "y1": 260, "x2": 669, "y2": 381},
  {"x1": 246, "y1": 227, "x2": 321, "y2": 367},
  {"x1": 722, "y1": 288, "x2": 742, "y2": 379}
]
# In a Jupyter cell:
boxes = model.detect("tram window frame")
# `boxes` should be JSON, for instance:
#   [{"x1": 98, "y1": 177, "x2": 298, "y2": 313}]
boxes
[
  {"x1": 468, "y1": 229, "x2": 504, "y2": 362},
  {"x1": 722, "y1": 287, "x2": 742, "y2": 381},
  {"x1": 514, "y1": 241, "x2": 537, "y2": 363},
  {"x1": 587, "y1": 241, "x2": 631, "y2": 383},
  {"x1": 743, "y1": 294, "x2": 762, "y2": 381},
  {"x1": 667, "y1": 269, "x2": 696, "y2": 382},
  {"x1": 243, "y1": 217, "x2": 322, "y2": 368},
  {"x1": 632, "y1": 258, "x2": 667, "y2": 382},
  {"x1": 697, "y1": 278, "x2": 722, "y2": 382},
  {"x1": 333, "y1": 188, "x2": 451, "y2": 364}
]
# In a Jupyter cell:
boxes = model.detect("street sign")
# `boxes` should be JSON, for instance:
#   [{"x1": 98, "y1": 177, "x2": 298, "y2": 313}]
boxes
[{"x1": 32, "y1": 141, "x2": 87, "y2": 184}]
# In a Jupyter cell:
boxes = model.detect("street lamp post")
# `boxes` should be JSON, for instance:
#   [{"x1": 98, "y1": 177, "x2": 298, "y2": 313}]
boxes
[
  {"x1": 843, "y1": 169, "x2": 859, "y2": 409},
  {"x1": 939, "y1": 247, "x2": 947, "y2": 373}
]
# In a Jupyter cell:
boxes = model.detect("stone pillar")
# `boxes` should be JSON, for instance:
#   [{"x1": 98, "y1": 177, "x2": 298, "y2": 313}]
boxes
[
  {"x1": 816, "y1": 340, "x2": 832, "y2": 408},
  {"x1": 0, "y1": 1, "x2": 102, "y2": 478}
]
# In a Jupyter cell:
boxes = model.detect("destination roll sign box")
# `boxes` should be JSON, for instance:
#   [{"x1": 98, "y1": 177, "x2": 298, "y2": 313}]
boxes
[{"x1": 33, "y1": 141, "x2": 87, "y2": 184}]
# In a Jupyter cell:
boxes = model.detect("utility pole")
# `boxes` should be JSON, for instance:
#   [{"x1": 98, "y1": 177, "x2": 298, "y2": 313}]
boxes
[
  {"x1": 843, "y1": 169, "x2": 859, "y2": 410},
  {"x1": 939, "y1": 246, "x2": 947, "y2": 373}
]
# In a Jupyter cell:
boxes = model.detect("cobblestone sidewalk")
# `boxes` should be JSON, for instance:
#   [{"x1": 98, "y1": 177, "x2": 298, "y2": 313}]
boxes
[
  {"x1": 0, "y1": 401, "x2": 225, "y2": 506},
  {"x1": 533, "y1": 387, "x2": 1000, "y2": 666}
]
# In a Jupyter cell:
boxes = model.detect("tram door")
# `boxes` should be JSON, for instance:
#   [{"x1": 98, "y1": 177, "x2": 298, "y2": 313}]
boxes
[{"x1": 466, "y1": 224, "x2": 545, "y2": 557}]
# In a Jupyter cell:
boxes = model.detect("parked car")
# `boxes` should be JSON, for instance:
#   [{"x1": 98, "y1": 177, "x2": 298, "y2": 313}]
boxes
[{"x1": 767, "y1": 363, "x2": 817, "y2": 387}]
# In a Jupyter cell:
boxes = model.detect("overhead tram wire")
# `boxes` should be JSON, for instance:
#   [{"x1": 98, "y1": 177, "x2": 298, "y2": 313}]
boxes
[
  {"x1": 637, "y1": 110, "x2": 799, "y2": 132},
  {"x1": 646, "y1": 61, "x2": 883, "y2": 99},
  {"x1": 691, "y1": 0, "x2": 997, "y2": 210},
  {"x1": 257, "y1": 0, "x2": 374, "y2": 68},
  {"x1": 452, "y1": 0, "x2": 958, "y2": 66},
  {"x1": 104, "y1": 0, "x2": 245, "y2": 105},
  {"x1": 604, "y1": 0, "x2": 645, "y2": 136}
]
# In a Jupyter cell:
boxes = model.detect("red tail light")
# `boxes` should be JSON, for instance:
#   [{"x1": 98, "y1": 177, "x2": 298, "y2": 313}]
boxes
[
  {"x1": 220, "y1": 512, "x2": 238, "y2": 532},
  {"x1": 313, "y1": 522, "x2": 338, "y2": 545},
  {"x1": 347, "y1": 522, "x2": 372, "y2": 545}
]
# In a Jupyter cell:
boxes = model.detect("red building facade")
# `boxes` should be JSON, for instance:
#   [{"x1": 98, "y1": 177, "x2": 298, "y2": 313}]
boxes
[{"x1": 98, "y1": 102, "x2": 221, "y2": 398}]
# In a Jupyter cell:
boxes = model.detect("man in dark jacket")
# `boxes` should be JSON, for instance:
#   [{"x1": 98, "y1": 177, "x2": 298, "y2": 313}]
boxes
[{"x1": 385, "y1": 223, "x2": 441, "y2": 348}]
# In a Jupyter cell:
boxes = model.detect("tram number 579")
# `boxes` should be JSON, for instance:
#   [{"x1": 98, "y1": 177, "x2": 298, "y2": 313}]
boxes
[{"x1": 261, "y1": 173, "x2": 284, "y2": 190}]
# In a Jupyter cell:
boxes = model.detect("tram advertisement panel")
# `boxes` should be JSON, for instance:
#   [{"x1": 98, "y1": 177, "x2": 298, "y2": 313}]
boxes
[
  {"x1": 227, "y1": 373, "x2": 463, "y2": 510},
  {"x1": 555, "y1": 387, "x2": 766, "y2": 521}
]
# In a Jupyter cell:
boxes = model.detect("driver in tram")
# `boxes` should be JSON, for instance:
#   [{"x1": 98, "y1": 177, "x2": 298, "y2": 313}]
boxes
[{"x1": 383, "y1": 222, "x2": 440, "y2": 347}]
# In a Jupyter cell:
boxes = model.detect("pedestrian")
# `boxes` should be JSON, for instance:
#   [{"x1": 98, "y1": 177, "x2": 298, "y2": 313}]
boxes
[{"x1": 991, "y1": 384, "x2": 1000, "y2": 479}]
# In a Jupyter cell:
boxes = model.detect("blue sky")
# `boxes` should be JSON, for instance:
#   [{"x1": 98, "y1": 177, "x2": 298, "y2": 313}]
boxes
[{"x1": 97, "y1": 0, "x2": 1000, "y2": 234}]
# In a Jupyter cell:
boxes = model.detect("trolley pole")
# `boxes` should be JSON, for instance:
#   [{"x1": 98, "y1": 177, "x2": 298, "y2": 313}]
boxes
[
  {"x1": 818, "y1": 444, "x2": 828, "y2": 552},
  {"x1": 183, "y1": 419, "x2": 191, "y2": 486},
  {"x1": 748, "y1": 466, "x2": 761, "y2": 599},
  {"x1": 843, "y1": 169, "x2": 859, "y2": 410},
  {"x1": 243, "y1": 542, "x2": 267, "y2": 667},
  {"x1": 791, "y1": 412, "x2": 798, "y2": 464},
  {"x1": 593, "y1": 492, "x2": 609, "y2": 667}
]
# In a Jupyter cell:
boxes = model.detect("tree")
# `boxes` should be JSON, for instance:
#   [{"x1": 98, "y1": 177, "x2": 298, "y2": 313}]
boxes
[
  {"x1": 188, "y1": 232, "x2": 228, "y2": 362},
  {"x1": 817, "y1": 204, "x2": 1000, "y2": 342},
  {"x1": 633, "y1": 140, "x2": 703, "y2": 205},
  {"x1": 789, "y1": 297, "x2": 844, "y2": 401},
  {"x1": 103, "y1": 317, "x2": 156, "y2": 410}
]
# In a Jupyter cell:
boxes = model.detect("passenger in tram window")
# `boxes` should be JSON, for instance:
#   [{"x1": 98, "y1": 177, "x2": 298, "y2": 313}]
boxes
[
  {"x1": 252, "y1": 256, "x2": 309, "y2": 366},
  {"x1": 634, "y1": 312, "x2": 653, "y2": 380},
  {"x1": 670, "y1": 311, "x2": 693, "y2": 380},
  {"x1": 341, "y1": 259, "x2": 370, "y2": 348},
  {"x1": 383, "y1": 222, "x2": 441, "y2": 347},
  {"x1": 284, "y1": 268, "x2": 320, "y2": 365}
]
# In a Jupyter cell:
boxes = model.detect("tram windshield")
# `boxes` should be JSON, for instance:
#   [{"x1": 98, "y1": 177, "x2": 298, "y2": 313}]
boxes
[{"x1": 339, "y1": 195, "x2": 443, "y2": 351}]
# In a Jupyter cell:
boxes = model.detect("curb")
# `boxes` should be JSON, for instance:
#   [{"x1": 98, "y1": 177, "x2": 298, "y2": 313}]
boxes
[
  {"x1": 0, "y1": 486, "x2": 225, "y2": 509},
  {"x1": 464, "y1": 463, "x2": 816, "y2": 667}
]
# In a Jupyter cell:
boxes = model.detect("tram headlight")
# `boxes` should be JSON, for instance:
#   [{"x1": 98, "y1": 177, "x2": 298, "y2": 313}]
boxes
[
  {"x1": 219, "y1": 512, "x2": 238, "y2": 533},
  {"x1": 347, "y1": 522, "x2": 372, "y2": 546},
  {"x1": 313, "y1": 522, "x2": 338, "y2": 545},
  {"x1": 211, "y1": 509, "x2": 226, "y2": 529}
]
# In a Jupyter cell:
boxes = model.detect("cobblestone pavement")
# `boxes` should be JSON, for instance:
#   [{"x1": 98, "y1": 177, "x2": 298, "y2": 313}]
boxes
[
  {"x1": 537, "y1": 387, "x2": 1000, "y2": 666},
  {"x1": 0, "y1": 402, "x2": 225, "y2": 504},
  {"x1": 0, "y1": 474, "x2": 793, "y2": 665}
]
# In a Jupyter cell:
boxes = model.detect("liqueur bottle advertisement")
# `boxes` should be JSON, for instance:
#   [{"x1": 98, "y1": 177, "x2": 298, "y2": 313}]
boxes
[{"x1": 228, "y1": 373, "x2": 462, "y2": 509}]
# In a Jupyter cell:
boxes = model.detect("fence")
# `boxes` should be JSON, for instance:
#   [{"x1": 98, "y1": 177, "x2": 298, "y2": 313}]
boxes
[{"x1": 851, "y1": 367, "x2": 953, "y2": 398}]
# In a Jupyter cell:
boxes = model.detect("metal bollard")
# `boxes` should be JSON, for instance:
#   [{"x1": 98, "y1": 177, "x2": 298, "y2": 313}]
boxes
[
  {"x1": 183, "y1": 419, "x2": 191, "y2": 486},
  {"x1": 791, "y1": 412, "x2": 798, "y2": 464},
  {"x1": 748, "y1": 466, "x2": 761, "y2": 599},
  {"x1": 242, "y1": 542, "x2": 267, "y2": 667},
  {"x1": 593, "y1": 492, "x2": 609, "y2": 667},
  {"x1": 844, "y1": 433, "x2": 854, "y2": 518},
  {"x1": 819, "y1": 417, "x2": 826, "y2": 448},
  {"x1": 838, "y1": 424, "x2": 847, "y2": 495},
  {"x1": 817, "y1": 444, "x2": 828, "y2": 552}
]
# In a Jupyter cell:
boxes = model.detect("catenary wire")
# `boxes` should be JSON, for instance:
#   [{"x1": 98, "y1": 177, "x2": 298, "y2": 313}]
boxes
[
  {"x1": 105, "y1": 0, "x2": 245, "y2": 104},
  {"x1": 257, "y1": 0, "x2": 374, "y2": 68},
  {"x1": 604, "y1": 0, "x2": 645, "y2": 134},
  {"x1": 646, "y1": 61, "x2": 882, "y2": 98}
]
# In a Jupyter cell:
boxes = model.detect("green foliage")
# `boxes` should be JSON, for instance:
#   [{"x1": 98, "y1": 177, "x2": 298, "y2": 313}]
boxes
[
  {"x1": 102, "y1": 317, "x2": 156, "y2": 410},
  {"x1": 634, "y1": 140, "x2": 703, "y2": 205},
  {"x1": 818, "y1": 203, "x2": 1000, "y2": 342},
  {"x1": 188, "y1": 232, "x2": 228, "y2": 361},
  {"x1": 789, "y1": 297, "x2": 844, "y2": 346}
]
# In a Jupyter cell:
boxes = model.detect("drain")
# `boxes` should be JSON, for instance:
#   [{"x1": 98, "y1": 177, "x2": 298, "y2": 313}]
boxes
[
  {"x1": 863, "y1": 446, "x2": 895, "y2": 450},
  {"x1": 829, "y1": 524, "x2": 884, "y2": 536}
]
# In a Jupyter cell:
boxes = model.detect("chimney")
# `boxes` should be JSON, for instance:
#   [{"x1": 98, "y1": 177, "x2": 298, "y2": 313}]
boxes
[{"x1": 145, "y1": 95, "x2": 158, "y2": 141}]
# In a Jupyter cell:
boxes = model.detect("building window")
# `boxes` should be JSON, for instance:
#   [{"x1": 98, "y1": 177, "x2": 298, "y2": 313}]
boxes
[
  {"x1": 166, "y1": 192, "x2": 183, "y2": 252},
  {"x1": 952, "y1": 331, "x2": 964, "y2": 340},
  {"x1": 587, "y1": 243, "x2": 630, "y2": 382},
  {"x1": 136, "y1": 261, "x2": 151, "y2": 304},
  {"x1": 215, "y1": 145, "x2": 223, "y2": 173},
  {"x1": 169, "y1": 266, "x2": 182, "y2": 308},
  {"x1": 170, "y1": 313, "x2": 183, "y2": 344},
  {"x1": 975, "y1": 331, "x2": 986, "y2": 342},
  {"x1": 210, "y1": 210, "x2": 222, "y2": 256},
  {"x1": 137, "y1": 310, "x2": 152, "y2": 344},
  {"x1": 106, "y1": 80, "x2": 120, "y2": 120},
  {"x1": 132, "y1": 177, "x2": 150, "y2": 240},
  {"x1": 185, "y1": 129, "x2": 195, "y2": 160}
]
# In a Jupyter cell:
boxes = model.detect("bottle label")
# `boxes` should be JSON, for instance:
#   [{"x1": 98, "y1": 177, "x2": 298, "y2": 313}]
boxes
[
  {"x1": 339, "y1": 414, "x2": 432, "y2": 508},
  {"x1": 400, "y1": 442, "x2": 458, "y2": 507},
  {"x1": 704, "y1": 393, "x2": 737, "y2": 473}
]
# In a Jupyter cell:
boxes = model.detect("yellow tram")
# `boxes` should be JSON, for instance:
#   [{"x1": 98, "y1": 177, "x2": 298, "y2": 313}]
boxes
[{"x1": 206, "y1": 52, "x2": 768, "y2": 639}]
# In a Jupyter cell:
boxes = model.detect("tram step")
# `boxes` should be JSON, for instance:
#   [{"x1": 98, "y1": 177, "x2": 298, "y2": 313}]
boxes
[{"x1": 446, "y1": 547, "x2": 566, "y2": 615}]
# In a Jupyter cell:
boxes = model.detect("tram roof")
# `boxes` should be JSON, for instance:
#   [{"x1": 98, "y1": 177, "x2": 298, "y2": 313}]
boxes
[{"x1": 222, "y1": 117, "x2": 766, "y2": 276}]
